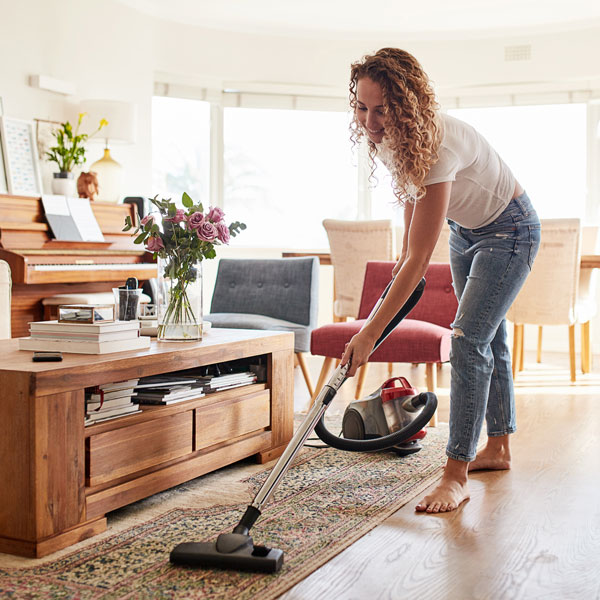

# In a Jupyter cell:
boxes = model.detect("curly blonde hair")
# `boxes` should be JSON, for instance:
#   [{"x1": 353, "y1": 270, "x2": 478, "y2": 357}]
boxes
[{"x1": 349, "y1": 48, "x2": 442, "y2": 204}]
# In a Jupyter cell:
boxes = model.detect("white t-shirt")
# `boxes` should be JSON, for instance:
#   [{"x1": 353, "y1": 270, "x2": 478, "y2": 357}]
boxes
[{"x1": 376, "y1": 113, "x2": 516, "y2": 229}]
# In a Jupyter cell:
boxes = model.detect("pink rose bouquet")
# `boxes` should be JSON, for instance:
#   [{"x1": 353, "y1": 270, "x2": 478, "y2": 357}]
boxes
[
  {"x1": 123, "y1": 192, "x2": 245, "y2": 264},
  {"x1": 123, "y1": 193, "x2": 246, "y2": 338}
]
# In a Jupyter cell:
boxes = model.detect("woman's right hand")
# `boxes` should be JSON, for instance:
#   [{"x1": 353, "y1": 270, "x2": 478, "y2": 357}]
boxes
[{"x1": 340, "y1": 329, "x2": 377, "y2": 377}]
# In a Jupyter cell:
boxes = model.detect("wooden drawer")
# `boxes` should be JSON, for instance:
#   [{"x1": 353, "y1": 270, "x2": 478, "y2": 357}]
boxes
[
  {"x1": 195, "y1": 389, "x2": 271, "y2": 451},
  {"x1": 87, "y1": 411, "x2": 193, "y2": 486}
]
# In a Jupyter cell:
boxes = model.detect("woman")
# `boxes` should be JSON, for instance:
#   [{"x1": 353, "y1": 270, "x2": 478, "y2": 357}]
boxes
[{"x1": 341, "y1": 48, "x2": 540, "y2": 513}]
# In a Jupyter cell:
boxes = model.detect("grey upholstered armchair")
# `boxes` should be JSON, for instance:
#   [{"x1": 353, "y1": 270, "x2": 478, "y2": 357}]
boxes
[{"x1": 204, "y1": 257, "x2": 319, "y2": 395}]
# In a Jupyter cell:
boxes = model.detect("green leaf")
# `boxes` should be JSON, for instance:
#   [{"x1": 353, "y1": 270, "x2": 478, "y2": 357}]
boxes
[
  {"x1": 182, "y1": 192, "x2": 193, "y2": 208},
  {"x1": 134, "y1": 232, "x2": 147, "y2": 244},
  {"x1": 229, "y1": 221, "x2": 247, "y2": 237}
]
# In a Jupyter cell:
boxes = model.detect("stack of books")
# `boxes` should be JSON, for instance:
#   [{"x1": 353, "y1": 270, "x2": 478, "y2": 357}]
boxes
[
  {"x1": 134, "y1": 375, "x2": 208, "y2": 405},
  {"x1": 19, "y1": 320, "x2": 151, "y2": 354},
  {"x1": 85, "y1": 379, "x2": 141, "y2": 425}
]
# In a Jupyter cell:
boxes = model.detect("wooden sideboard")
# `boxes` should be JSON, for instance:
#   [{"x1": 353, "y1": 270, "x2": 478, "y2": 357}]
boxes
[{"x1": 0, "y1": 328, "x2": 294, "y2": 558}]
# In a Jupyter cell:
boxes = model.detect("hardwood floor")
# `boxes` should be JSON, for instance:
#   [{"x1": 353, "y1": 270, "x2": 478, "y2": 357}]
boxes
[{"x1": 287, "y1": 355, "x2": 600, "y2": 600}]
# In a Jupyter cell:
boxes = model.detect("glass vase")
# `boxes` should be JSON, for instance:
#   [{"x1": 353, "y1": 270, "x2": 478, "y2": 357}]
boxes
[{"x1": 156, "y1": 257, "x2": 203, "y2": 341}]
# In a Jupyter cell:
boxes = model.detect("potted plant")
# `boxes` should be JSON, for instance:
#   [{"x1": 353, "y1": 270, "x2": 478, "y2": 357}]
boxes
[{"x1": 46, "y1": 113, "x2": 107, "y2": 196}]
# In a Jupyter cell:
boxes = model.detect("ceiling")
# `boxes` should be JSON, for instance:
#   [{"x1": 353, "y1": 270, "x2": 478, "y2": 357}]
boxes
[{"x1": 118, "y1": 0, "x2": 600, "y2": 39}]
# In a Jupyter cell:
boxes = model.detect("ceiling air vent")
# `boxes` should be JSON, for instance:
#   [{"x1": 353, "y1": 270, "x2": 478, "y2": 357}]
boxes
[{"x1": 504, "y1": 44, "x2": 532, "y2": 62}]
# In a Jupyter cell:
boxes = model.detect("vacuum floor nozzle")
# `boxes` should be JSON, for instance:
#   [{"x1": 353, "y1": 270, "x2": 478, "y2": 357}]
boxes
[{"x1": 170, "y1": 536, "x2": 284, "y2": 573}]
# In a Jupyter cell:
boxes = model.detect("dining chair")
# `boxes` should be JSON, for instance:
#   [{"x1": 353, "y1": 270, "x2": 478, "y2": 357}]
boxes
[
  {"x1": 507, "y1": 218, "x2": 583, "y2": 382},
  {"x1": 204, "y1": 257, "x2": 320, "y2": 396},
  {"x1": 323, "y1": 218, "x2": 395, "y2": 384},
  {"x1": 533, "y1": 224, "x2": 600, "y2": 373},
  {"x1": 323, "y1": 219, "x2": 395, "y2": 321},
  {"x1": 0, "y1": 260, "x2": 12, "y2": 339}
]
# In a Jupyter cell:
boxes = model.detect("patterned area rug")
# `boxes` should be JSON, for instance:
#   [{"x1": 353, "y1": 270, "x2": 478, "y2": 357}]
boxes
[{"x1": 0, "y1": 423, "x2": 448, "y2": 599}]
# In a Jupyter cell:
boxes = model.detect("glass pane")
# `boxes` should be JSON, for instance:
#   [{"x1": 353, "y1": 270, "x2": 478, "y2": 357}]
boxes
[
  {"x1": 448, "y1": 104, "x2": 587, "y2": 219},
  {"x1": 224, "y1": 108, "x2": 358, "y2": 248},
  {"x1": 152, "y1": 97, "x2": 210, "y2": 208}
]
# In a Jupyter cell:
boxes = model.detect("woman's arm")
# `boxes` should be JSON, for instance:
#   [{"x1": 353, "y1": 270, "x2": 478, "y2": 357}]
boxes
[
  {"x1": 341, "y1": 181, "x2": 451, "y2": 376},
  {"x1": 394, "y1": 200, "x2": 414, "y2": 276}
]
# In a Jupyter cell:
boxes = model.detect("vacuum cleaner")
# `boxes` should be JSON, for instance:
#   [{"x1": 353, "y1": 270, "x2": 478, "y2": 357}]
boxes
[{"x1": 170, "y1": 276, "x2": 438, "y2": 573}]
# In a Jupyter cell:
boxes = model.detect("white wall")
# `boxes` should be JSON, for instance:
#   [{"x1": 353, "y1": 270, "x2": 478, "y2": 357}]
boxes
[{"x1": 0, "y1": 0, "x2": 154, "y2": 196}]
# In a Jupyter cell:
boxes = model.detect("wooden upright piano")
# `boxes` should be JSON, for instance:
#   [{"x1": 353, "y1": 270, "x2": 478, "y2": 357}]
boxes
[{"x1": 0, "y1": 194, "x2": 157, "y2": 338}]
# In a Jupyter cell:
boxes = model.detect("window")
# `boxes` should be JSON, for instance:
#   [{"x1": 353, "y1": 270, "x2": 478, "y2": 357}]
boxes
[
  {"x1": 223, "y1": 107, "x2": 358, "y2": 248},
  {"x1": 152, "y1": 97, "x2": 210, "y2": 207},
  {"x1": 448, "y1": 104, "x2": 587, "y2": 218}
]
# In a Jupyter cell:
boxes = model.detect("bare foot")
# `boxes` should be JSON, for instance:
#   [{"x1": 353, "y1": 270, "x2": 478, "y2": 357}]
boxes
[
  {"x1": 469, "y1": 437, "x2": 511, "y2": 472},
  {"x1": 416, "y1": 458, "x2": 470, "y2": 513},
  {"x1": 415, "y1": 478, "x2": 470, "y2": 513}
]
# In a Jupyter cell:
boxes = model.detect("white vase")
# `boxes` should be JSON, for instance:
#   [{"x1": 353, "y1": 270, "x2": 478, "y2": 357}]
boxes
[
  {"x1": 157, "y1": 257, "x2": 203, "y2": 341},
  {"x1": 51, "y1": 172, "x2": 76, "y2": 197}
]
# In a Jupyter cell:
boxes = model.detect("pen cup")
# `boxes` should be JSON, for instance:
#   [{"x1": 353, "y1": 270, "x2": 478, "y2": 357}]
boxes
[{"x1": 112, "y1": 288, "x2": 142, "y2": 321}]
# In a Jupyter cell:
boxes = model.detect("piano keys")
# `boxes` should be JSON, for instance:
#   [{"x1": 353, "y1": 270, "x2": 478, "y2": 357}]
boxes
[{"x1": 0, "y1": 194, "x2": 157, "y2": 337}]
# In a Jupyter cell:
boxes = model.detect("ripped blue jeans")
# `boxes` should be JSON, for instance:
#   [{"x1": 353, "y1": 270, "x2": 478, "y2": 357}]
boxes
[{"x1": 446, "y1": 192, "x2": 540, "y2": 462}]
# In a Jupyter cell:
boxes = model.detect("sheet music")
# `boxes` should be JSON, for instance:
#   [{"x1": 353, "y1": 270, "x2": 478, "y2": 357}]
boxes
[
  {"x1": 42, "y1": 195, "x2": 105, "y2": 242},
  {"x1": 42, "y1": 195, "x2": 82, "y2": 241},
  {"x1": 66, "y1": 197, "x2": 105, "y2": 242}
]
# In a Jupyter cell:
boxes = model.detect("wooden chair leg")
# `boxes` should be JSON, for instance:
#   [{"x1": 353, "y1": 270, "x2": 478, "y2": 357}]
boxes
[
  {"x1": 581, "y1": 321, "x2": 591, "y2": 374},
  {"x1": 310, "y1": 357, "x2": 334, "y2": 407},
  {"x1": 296, "y1": 353, "x2": 314, "y2": 398},
  {"x1": 568, "y1": 324, "x2": 576, "y2": 383},
  {"x1": 354, "y1": 363, "x2": 369, "y2": 399},
  {"x1": 425, "y1": 363, "x2": 438, "y2": 427},
  {"x1": 537, "y1": 326, "x2": 543, "y2": 363},
  {"x1": 519, "y1": 325, "x2": 524, "y2": 372},
  {"x1": 512, "y1": 323, "x2": 523, "y2": 379}
]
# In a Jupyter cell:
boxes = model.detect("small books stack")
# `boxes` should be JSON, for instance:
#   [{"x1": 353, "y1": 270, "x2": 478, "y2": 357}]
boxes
[
  {"x1": 85, "y1": 379, "x2": 141, "y2": 425},
  {"x1": 134, "y1": 375, "x2": 207, "y2": 405},
  {"x1": 19, "y1": 320, "x2": 151, "y2": 354}
]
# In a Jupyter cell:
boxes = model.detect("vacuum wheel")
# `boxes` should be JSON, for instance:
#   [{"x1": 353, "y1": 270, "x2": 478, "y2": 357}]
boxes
[{"x1": 341, "y1": 408, "x2": 366, "y2": 440}]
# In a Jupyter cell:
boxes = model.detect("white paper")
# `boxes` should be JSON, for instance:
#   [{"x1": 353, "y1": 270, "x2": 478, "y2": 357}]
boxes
[
  {"x1": 42, "y1": 194, "x2": 83, "y2": 241},
  {"x1": 66, "y1": 196, "x2": 105, "y2": 242},
  {"x1": 42, "y1": 194, "x2": 70, "y2": 216}
]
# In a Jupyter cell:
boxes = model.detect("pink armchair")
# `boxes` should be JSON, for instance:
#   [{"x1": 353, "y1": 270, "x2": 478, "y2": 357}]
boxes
[{"x1": 310, "y1": 261, "x2": 457, "y2": 415}]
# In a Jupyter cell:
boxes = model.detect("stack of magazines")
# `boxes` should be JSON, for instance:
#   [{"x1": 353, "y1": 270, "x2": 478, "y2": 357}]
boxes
[
  {"x1": 208, "y1": 371, "x2": 258, "y2": 391},
  {"x1": 19, "y1": 320, "x2": 150, "y2": 354},
  {"x1": 85, "y1": 379, "x2": 141, "y2": 425},
  {"x1": 134, "y1": 369, "x2": 258, "y2": 405},
  {"x1": 134, "y1": 375, "x2": 208, "y2": 405}
]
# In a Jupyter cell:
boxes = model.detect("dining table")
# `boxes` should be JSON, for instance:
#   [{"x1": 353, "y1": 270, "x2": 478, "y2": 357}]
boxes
[{"x1": 283, "y1": 251, "x2": 600, "y2": 269}]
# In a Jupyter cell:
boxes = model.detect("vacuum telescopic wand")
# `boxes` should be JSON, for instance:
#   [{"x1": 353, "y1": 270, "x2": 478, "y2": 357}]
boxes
[{"x1": 170, "y1": 276, "x2": 430, "y2": 573}]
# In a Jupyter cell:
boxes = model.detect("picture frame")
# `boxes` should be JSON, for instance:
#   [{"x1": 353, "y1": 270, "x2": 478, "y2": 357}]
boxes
[
  {"x1": 34, "y1": 118, "x2": 61, "y2": 161},
  {"x1": 0, "y1": 116, "x2": 43, "y2": 197}
]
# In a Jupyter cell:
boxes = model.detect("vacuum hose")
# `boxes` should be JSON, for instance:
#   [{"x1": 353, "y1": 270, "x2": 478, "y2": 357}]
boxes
[
  {"x1": 314, "y1": 276, "x2": 438, "y2": 451},
  {"x1": 314, "y1": 391, "x2": 437, "y2": 451}
]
